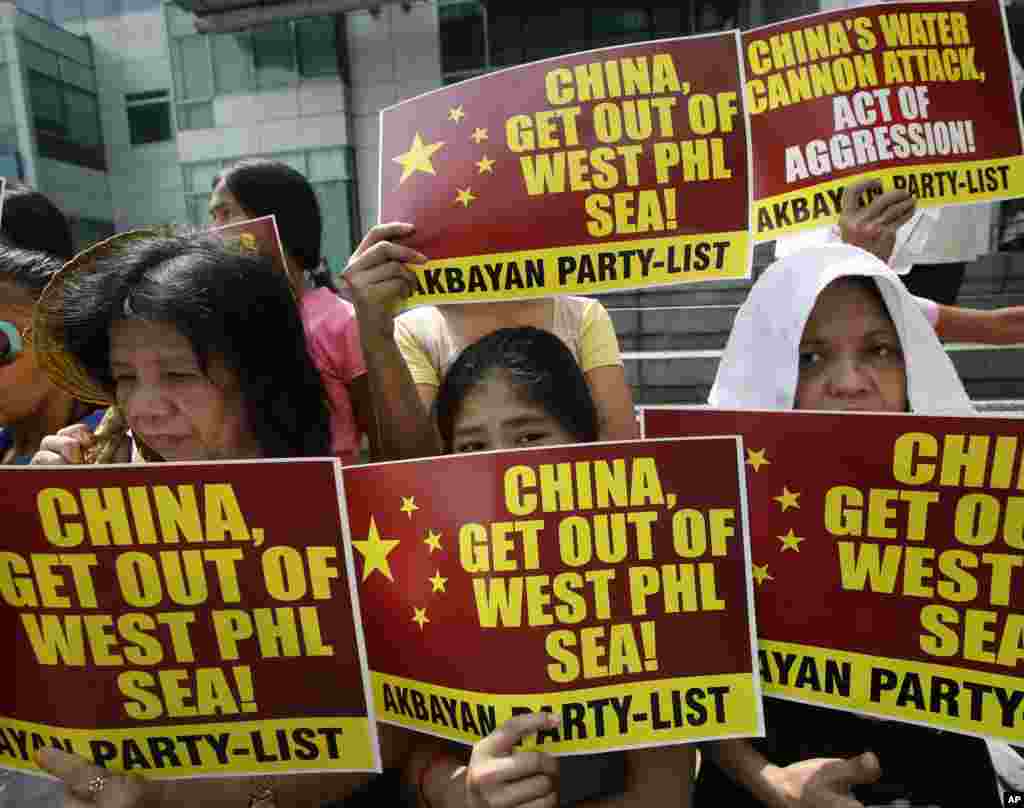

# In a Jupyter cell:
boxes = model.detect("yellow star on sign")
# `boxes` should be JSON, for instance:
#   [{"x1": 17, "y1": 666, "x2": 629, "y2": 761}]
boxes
[
  {"x1": 773, "y1": 486, "x2": 801, "y2": 512},
  {"x1": 470, "y1": 127, "x2": 488, "y2": 143},
  {"x1": 448, "y1": 105, "x2": 465, "y2": 123},
  {"x1": 752, "y1": 563, "x2": 773, "y2": 586},
  {"x1": 429, "y1": 571, "x2": 448, "y2": 593},
  {"x1": 352, "y1": 517, "x2": 400, "y2": 582},
  {"x1": 746, "y1": 448, "x2": 770, "y2": 472},
  {"x1": 400, "y1": 496, "x2": 419, "y2": 518},
  {"x1": 412, "y1": 607, "x2": 429, "y2": 629},
  {"x1": 455, "y1": 187, "x2": 476, "y2": 207},
  {"x1": 424, "y1": 530, "x2": 442, "y2": 553},
  {"x1": 779, "y1": 528, "x2": 805, "y2": 552},
  {"x1": 476, "y1": 155, "x2": 495, "y2": 174},
  {"x1": 392, "y1": 133, "x2": 445, "y2": 184}
]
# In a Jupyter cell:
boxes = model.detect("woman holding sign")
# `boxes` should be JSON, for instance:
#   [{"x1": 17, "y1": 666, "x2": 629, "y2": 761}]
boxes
[
  {"x1": 26, "y1": 232, "x2": 436, "y2": 807},
  {"x1": 698, "y1": 243, "x2": 1006, "y2": 807},
  {"x1": 409, "y1": 326, "x2": 694, "y2": 808},
  {"x1": 351, "y1": 220, "x2": 640, "y2": 444}
]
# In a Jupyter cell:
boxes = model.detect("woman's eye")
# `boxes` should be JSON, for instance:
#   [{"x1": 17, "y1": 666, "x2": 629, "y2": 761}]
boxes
[
  {"x1": 870, "y1": 344, "x2": 902, "y2": 361},
  {"x1": 515, "y1": 432, "x2": 548, "y2": 446},
  {"x1": 798, "y1": 351, "x2": 823, "y2": 370},
  {"x1": 113, "y1": 374, "x2": 136, "y2": 384},
  {"x1": 455, "y1": 441, "x2": 485, "y2": 454},
  {"x1": 165, "y1": 371, "x2": 198, "y2": 382}
]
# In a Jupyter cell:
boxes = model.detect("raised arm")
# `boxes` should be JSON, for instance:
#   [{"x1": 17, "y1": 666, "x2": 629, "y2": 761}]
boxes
[{"x1": 342, "y1": 222, "x2": 441, "y2": 461}]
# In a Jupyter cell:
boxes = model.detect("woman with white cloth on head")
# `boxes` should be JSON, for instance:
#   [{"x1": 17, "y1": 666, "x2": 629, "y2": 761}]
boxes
[{"x1": 693, "y1": 243, "x2": 1011, "y2": 807}]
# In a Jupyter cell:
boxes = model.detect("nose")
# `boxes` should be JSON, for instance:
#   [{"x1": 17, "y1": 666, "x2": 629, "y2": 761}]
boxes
[
  {"x1": 121, "y1": 380, "x2": 175, "y2": 425},
  {"x1": 825, "y1": 356, "x2": 872, "y2": 397}
]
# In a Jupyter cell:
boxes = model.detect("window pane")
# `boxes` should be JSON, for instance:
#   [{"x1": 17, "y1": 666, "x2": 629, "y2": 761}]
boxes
[
  {"x1": 28, "y1": 71, "x2": 65, "y2": 136},
  {"x1": 64, "y1": 87, "x2": 101, "y2": 147},
  {"x1": 60, "y1": 57, "x2": 96, "y2": 91},
  {"x1": 174, "y1": 35, "x2": 212, "y2": 99},
  {"x1": 590, "y1": 8, "x2": 651, "y2": 38},
  {"x1": 440, "y1": 1, "x2": 484, "y2": 74},
  {"x1": 127, "y1": 101, "x2": 171, "y2": 145},
  {"x1": 251, "y1": 23, "x2": 296, "y2": 88},
  {"x1": 212, "y1": 32, "x2": 250, "y2": 94},
  {"x1": 315, "y1": 180, "x2": 355, "y2": 268},
  {"x1": 20, "y1": 40, "x2": 60, "y2": 78},
  {"x1": 489, "y1": 12, "x2": 524, "y2": 67},
  {"x1": 297, "y1": 17, "x2": 337, "y2": 77},
  {"x1": 522, "y1": 8, "x2": 585, "y2": 61},
  {"x1": 653, "y1": 7, "x2": 686, "y2": 36}
]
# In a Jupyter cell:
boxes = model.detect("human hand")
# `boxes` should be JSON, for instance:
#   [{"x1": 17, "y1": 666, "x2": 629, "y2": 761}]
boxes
[
  {"x1": 766, "y1": 751, "x2": 882, "y2": 808},
  {"x1": 838, "y1": 178, "x2": 915, "y2": 263},
  {"x1": 342, "y1": 222, "x2": 428, "y2": 340},
  {"x1": 31, "y1": 423, "x2": 96, "y2": 465},
  {"x1": 466, "y1": 713, "x2": 560, "y2": 808},
  {"x1": 35, "y1": 748, "x2": 162, "y2": 808}
]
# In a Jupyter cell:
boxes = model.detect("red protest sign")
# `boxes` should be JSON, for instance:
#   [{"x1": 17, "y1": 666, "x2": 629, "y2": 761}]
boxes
[
  {"x1": 379, "y1": 34, "x2": 752, "y2": 306},
  {"x1": 745, "y1": 0, "x2": 1024, "y2": 239},
  {"x1": 0, "y1": 460, "x2": 379, "y2": 778},
  {"x1": 210, "y1": 215, "x2": 293, "y2": 289},
  {"x1": 642, "y1": 407, "x2": 1024, "y2": 744},
  {"x1": 339, "y1": 437, "x2": 763, "y2": 753}
]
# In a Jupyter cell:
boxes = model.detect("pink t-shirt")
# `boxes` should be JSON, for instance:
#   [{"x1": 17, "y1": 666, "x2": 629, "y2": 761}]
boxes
[{"x1": 300, "y1": 287, "x2": 367, "y2": 464}]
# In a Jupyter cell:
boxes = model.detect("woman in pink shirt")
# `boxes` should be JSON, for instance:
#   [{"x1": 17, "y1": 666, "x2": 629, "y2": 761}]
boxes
[{"x1": 210, "y1": 159, "x2": 436, "y2": 463}]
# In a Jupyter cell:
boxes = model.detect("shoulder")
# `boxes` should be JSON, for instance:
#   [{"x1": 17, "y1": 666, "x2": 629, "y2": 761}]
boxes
[
  {"x1": 394, "y1": 305, "x2": 447, "y2": 348},
  {"x1": 302, "y1": 289, "x2": 358, "y2": 338}
]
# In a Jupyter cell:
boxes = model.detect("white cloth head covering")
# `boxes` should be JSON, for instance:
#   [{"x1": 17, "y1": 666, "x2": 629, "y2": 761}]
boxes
[{"x1": 709, "y1": 244, "x2": 974, "y2": 415}]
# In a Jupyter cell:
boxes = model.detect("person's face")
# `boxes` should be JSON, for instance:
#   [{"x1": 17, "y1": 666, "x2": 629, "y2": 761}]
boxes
[
  {"x1": 0, "y1": 283, "x2": 54, "y2": 427},
  {"x1": 794, "y1": 278, "x2": 908, "y2": 413},
  {"x1": 451, "y1": 374, "x2": 576, "y2": 453},
  {"x1": 208, "y1": 179, "x2": 250, "y2": 227},
  {"x1": 109, "y1": 319, "x2": 262, "y2": 461}
]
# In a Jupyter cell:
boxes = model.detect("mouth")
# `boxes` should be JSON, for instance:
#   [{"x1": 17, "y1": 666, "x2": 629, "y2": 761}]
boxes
[{"x1": 138, "y1": 434, "x2": 189, "y2": 453}]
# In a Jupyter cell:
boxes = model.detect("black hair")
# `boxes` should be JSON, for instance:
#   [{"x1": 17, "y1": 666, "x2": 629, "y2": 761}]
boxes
[
  {"x1": 214, "y1": 160, "x2": 326, "y2": 279},
  {"x1": 0, "y1": 243, "x2": 64, "y2": 300},
  {"x1": 434, "y1": 326, "x2": 599, "y2": 453},
  {"x1": 58, "y1": 235, "x2": 332, "y2": 458},
  {"x1": 1, "y1": 182, "x2": 74, "y2": 260}
]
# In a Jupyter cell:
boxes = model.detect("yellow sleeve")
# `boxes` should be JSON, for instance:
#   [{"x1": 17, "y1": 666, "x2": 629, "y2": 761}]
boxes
[
  {"x1": 579, "y1": 299, "x2": 623, "y2": 372},
  {"x1": 394, "y1": 314, "x2": 441, "y2": 387}
]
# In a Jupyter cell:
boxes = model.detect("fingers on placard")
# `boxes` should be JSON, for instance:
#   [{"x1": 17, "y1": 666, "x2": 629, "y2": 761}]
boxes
[
  {"x1": 841, "y1": 177, "x2": 883, "y2": 212},
  {"x1": 353, "y1": 223, "x2": 415, "y2": 258},
  {"x1": 476, "y1": 713, "x2": 560, "y2": 759}
]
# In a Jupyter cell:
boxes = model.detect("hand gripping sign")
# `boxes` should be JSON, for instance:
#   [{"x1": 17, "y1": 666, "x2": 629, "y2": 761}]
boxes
[
  {"x1": 0, "y1": 460, "x2": 379, "y2": 778},
  {"x1": 643, "y1": 407, "x2": 1024, "y2": 745},
  {"x1": 379, "y1": 33, "x2": 752, "y2": 307},
  {"x1": 339, "y1": 437, "x2": 763, "y2": 754}
]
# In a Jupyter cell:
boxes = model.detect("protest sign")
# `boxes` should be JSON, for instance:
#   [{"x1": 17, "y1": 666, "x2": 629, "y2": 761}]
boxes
[
  {"x1": 379, "y1": 33, "x2": 752, "y2": 307},
  {"x1": 340, "y1": 437, "x2": 762, "y2": 754},
  {"x1": 210, "y1": 215, "x2": 292, "y2": 290},
  {"x1": 642, "y1": 407, "x2": 1024, "y2": 744},
  {"x1": 0, "y1": 460, "x2": 379, "y2": 778},
  {"x1": 746, "y1": 0, "x2": 1024, "y2": 239}
]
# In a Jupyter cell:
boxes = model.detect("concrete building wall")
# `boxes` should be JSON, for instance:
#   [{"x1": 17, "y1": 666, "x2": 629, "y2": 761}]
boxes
[
  {"x1": 346, "y1": 1, "x2": 440, "y2": 231},
  {"x1": 64, "y1": 5, "x2": 184, "y2": 229}
]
